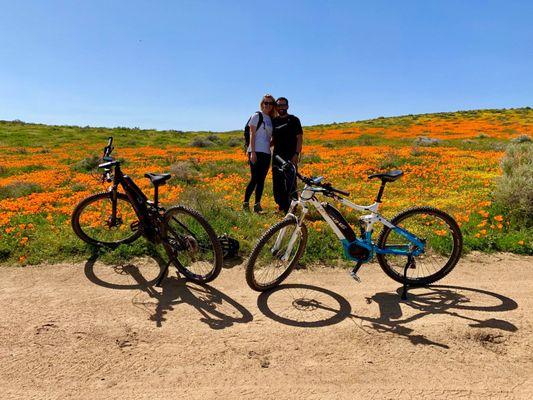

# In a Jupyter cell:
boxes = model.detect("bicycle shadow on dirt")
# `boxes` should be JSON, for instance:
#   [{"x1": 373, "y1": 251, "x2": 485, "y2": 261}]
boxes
[
  {"x1": 354, "y1": 285, "x2": 518, "y2": 348},
  {"x1": 84, "y1": 250, "x2": 253, "y2": 329},
  {"x1": 257, "y1": 284, "x2": 353, "y2": 328},
  {"x1": 257, "y1": 283, "x2": 518, "y2": 348}
]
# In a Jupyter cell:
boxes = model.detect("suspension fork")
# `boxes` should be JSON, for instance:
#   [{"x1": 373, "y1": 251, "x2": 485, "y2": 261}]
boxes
[
  {"x1": 109, "y1": 185, "x2": 120, "y2": 224},
  {"x1": 279, "y1": 203, "x2": 308, "y2": 261},
  {"x1": 108, "y1": 166, "x2": 123, "y2": 224}
]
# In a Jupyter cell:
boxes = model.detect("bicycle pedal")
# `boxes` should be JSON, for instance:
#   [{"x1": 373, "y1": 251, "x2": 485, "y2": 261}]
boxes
[{"x1": 350, "y1": 271, "x2": 361, "y2": 283}]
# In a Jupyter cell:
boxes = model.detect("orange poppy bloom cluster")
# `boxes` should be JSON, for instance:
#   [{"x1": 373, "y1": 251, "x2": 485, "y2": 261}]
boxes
[{"x1": 1, "y1": 108, "x2": 531, "y2": 263}]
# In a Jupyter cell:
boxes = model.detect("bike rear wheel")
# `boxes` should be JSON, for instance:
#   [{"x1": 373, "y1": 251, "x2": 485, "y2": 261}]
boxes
[
  {"x1": 71, "y1": 192, "x2": 141, "y2": 247},
  {"x1": 376, "y1": 206, "x2": 462, "y2": 286},
  {"x1": 246, "y1": 217, "x2": 308, "y2": 292},
  {"x1": 162, "y1": 205, "x2": 223, "y2": 283}
]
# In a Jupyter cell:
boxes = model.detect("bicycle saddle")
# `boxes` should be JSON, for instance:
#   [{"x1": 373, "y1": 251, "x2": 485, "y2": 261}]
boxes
[
  {"x1": 368, "y1": 170, "x2": 404, "y2": 182},
  {"x1": 145, "y1": 173, "x2": 172, "y2": 186}
]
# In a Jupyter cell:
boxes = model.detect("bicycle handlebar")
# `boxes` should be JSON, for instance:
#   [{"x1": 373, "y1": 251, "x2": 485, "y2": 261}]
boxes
[
  {"x1": 99, "y1": 138, "x2": 115, "y2": 183},
  {"x1": 274, "y1": 155, "x2": 350, "y2": 197}
]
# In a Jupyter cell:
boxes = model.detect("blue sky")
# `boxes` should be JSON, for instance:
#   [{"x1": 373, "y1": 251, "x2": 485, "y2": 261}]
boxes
[{"x1": 1, "y1": 0, "x2": 532, "y2": 131}]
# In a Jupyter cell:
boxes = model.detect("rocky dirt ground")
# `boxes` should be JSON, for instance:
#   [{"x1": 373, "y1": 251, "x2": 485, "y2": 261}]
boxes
[{"x1": 0, "y1": 252, "x2": 531, "y2": 399}]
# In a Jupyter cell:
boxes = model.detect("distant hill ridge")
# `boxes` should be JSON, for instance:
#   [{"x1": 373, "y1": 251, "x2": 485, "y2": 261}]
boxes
[{"x1": 1, "y1": 107, "x2": 532, "y2": 134}]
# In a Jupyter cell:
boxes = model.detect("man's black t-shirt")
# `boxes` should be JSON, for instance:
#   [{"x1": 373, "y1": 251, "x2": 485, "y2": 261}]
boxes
[{"x1": 272, "y1": 115, "x2": 303, "y2": 160}]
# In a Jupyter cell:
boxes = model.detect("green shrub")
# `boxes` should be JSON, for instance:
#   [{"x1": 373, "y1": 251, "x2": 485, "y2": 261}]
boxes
[
  {"x1": 410, "y1": 145, "x2": 427, "y2": 157},
  {"x1": 226, "y1": 137, "x2": 242, "y2": 147},
  {"x1": 71, "y1": 183, "x2": 87, "y2": 192},
  {"x1": 511, "y1": 134, "x2": 531, "y2": 143},
  {"x1": 493, "y1": 142, "x2": 533, "y2": 227},
  {"x1": 0, "y1": 182, "x2": 43, "y2": 199},
  {"x1": 356, "y1": 134, "x2": 378, "y2": 145},
  {"x1": 71, "y1": 154, "x2": 100, "y2": 172},
  {"x1": 169, "y1": 161, "x2": 199, "y2": 184},
  {"x1": 206, "y1": 134, "x2": 221, "y2": 143},
  {"x1": 190, "y1": 137, "x2": 215, "y2": 148},
  {"x1": 379, "y1": 151, "x2": 405, "y2": 169},
  {"x1": 301, "y1": 153, "x2": 321, "y2": 163}
]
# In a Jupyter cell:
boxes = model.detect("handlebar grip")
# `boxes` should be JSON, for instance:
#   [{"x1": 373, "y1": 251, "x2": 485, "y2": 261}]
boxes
[
  {"x1": 274, "y1": 155, "x2": 286, "y2": 165},
  {"x1": 107, "y1": 137, "x2": 113, "y2": 146}
]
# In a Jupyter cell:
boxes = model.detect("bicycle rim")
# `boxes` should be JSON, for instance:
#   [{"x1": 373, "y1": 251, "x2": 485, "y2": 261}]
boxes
[
  {"x1": 247, "y1": 218, "x2": 307, "y2": 290},
  {"x1": 163, "y1": 206, "x2": 221, "y2": 282},
  {"x1": 377, "y1": 207, "x2": 462, "y2": 285},
  {"x1": 73, "y1": 192, "x2": 140, "y2": 246}
]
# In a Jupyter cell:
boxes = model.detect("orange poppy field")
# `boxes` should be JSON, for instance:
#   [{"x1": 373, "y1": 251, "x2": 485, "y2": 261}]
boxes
[{"x1": 0, "y1": 108, "x2": 531, "y2": 266}]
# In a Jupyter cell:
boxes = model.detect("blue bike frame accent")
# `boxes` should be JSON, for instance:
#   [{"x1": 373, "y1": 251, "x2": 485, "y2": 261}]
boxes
[{"x1": 341, "y1": 226, "x2": 425, "y2": 262}]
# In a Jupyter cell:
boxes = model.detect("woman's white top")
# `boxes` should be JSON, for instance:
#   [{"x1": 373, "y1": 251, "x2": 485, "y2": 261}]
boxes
[{"x1": 247, "y1": 112, "x2": 272, "y2": 154}]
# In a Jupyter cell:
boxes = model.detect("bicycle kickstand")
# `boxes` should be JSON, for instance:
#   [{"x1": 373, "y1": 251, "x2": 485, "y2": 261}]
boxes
[
  {"x1": 401, "y1": 256, "x2": 414, "y2": 300},
  {"x1": 155, "y1": 261, "x2": 171, "y2": 288},
  {"x1": 350, "y1": 261, "x2": 363, "y2": 283}
]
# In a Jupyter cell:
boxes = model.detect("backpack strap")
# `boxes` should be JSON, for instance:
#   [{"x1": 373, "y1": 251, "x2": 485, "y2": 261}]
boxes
[{"x1": 255, "y1": 111, "x2": 263, "y2": 131}]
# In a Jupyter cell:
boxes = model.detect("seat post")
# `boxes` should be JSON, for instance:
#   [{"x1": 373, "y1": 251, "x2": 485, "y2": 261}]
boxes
[
  {"x1": 153, "y1": 184, "x2": 159, "y2": 207},
  {"x1": 375, "y1": 181, "x2": 387, "y2": 203}
]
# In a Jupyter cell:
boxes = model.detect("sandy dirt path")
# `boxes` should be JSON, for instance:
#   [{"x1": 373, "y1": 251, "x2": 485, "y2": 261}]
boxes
[{"x1": 0, "y1": 252, "x2": 532, "y2": 400}]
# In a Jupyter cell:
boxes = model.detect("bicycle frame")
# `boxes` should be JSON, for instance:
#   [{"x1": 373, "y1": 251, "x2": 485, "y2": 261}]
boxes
[
  {"x1": 280, "y1": 184, "x2": 426, "y2": 263},
  {"x1": 103, "y1": 162, "x2": 162, "y2": 242}
]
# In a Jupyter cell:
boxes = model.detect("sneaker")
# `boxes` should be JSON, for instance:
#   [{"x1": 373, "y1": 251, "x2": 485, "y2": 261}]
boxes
[
  {"x1": 242, "y1": 202, "x2": 250, "y2": 211},
  {"x1": 253, "y1": 203, "x2": 263, "y2": 213}
]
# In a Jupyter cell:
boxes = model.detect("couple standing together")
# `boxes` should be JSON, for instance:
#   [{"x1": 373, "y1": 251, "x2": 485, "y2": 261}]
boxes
[{"x1": 243, "y1": 94, "x2": 303, "y2": 214}]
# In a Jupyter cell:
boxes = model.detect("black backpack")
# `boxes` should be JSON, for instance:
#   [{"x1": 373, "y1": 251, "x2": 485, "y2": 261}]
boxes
[{"x1": 243, "y1": 111, "x2": 263, "y2": 148}]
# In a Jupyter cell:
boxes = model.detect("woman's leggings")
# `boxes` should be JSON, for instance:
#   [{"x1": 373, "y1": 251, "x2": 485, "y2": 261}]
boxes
[{"x1": 244, "y1": 152, "x2": 271, "y2": 204}]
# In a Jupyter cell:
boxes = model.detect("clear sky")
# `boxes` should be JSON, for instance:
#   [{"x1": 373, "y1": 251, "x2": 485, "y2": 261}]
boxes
[{"x1": 1, "y1": 0, "x2": 532, "y2": 131}]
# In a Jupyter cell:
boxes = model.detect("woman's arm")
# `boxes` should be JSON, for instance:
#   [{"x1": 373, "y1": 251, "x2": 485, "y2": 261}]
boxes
[{"x1": 249, "y1": 124, "x2": 257, "y2": 163}]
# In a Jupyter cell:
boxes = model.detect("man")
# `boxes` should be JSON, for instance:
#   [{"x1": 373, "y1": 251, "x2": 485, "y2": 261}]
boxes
[{"x1": 272, "y1": 97, "x2": 303, "y2": 213}]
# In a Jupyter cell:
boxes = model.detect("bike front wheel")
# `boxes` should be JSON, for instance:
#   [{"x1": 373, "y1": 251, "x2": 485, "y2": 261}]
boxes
[
  {"x1": 246, "y1": 217, "x2": 308, "y2": 292},
  {"x1": 376, "y1": 206, "x2": 463, "y2": 286},
  {"x1": 162, "y1": 205, "x2": 223, "y2": 283},
  {"x1": 71, "y1": 192, "x2": 141, "y2": 247}
]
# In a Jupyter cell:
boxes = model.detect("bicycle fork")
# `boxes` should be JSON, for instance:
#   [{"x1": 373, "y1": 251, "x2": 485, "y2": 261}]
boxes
[{"x1": 271, "y1": 206, "x2": 307, "y2": 261}]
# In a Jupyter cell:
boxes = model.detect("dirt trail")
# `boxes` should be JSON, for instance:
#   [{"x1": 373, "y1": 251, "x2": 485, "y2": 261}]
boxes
[{"x1": 0, "y1": 252, "x2": 532, "y2": 400}]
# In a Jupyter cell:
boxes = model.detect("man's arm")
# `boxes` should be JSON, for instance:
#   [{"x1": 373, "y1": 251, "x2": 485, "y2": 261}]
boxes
[{"x1": 292, "y1": 117, "x2": 304, "y2": 164}]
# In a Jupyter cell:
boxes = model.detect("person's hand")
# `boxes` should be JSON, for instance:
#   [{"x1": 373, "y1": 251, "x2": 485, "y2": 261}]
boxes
[
  {"x1": 250, "y1": 152, "x2": 257, "y2": 164},
  {"x1": 291, "y1": 154, "x2": 299, "y2": 165}
]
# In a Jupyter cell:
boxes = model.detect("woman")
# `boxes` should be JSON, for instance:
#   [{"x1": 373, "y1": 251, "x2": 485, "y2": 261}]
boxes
[{"x1": 243, "y1": 94, "x2": 277, "y2": 213}]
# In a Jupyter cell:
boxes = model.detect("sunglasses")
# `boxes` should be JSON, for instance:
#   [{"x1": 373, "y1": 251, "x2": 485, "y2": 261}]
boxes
[
  {"x1": 277, "y1": 103, "x2": 288, "y2": 107},
  {"x1": 262, "y1": 101, "x2": 274, "y2": 106}
]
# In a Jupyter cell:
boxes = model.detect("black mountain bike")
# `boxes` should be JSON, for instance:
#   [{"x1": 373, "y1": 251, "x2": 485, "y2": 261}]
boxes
[{"x1": 72, "y1": 137, "x2": 223, "y2": 285}]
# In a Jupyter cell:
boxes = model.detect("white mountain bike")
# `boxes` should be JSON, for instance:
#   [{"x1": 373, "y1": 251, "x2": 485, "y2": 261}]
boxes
[{"x1": 245, "y1": 156, "x2": 463, "y2": 299}]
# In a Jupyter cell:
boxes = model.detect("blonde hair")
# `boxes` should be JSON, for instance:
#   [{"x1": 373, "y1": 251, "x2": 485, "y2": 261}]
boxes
[{"x1": 260, "y1": 94, "x2": 278, "y2": 118}]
